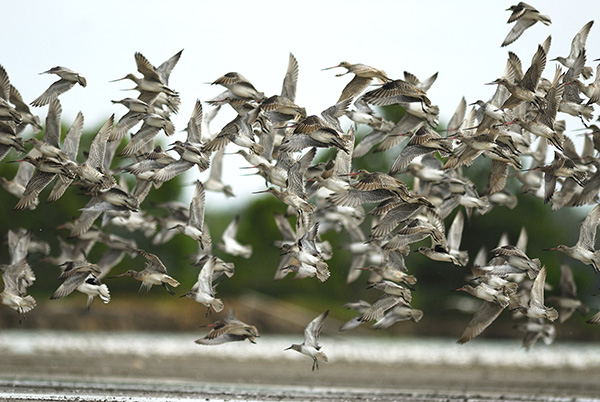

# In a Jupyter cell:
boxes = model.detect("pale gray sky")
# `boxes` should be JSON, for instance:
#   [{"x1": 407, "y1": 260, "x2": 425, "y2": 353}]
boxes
[{"x1": 2, "y1": 1, "x2": 598, "y2": 208}]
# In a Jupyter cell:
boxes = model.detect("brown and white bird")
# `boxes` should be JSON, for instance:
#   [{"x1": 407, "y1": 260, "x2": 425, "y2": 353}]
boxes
[
  {"x1": 284, "y1": 310, "x2": 329, "y2": 371},
  {"x1": 112, "y1": 249, "x2": 180, "y2": 295},
  {"x1": 30, "y1": 66, "x2": 87, "y2": 107},
  {"x1": 501, "y1": 2, "x2": 552, "y2": 47},
  {"x1": 322, "y1": 61, "x2": 389, "y2": 102},
  {"x1": 195, "y1": 309, "x2": 259, "y2": 345}
]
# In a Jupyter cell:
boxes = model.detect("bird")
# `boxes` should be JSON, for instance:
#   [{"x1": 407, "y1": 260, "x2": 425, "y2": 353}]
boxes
[
  {"x1": 110, "y1": 51, "x2": 181, "y2": 106},
  {"x1": 280, "y1": 98, "x2": 352, "y2": 154},
  {"x1": 209, "y1": 72, "x2": 264, "y2": 101},
  {"x1": 362, "y1": 78, "x2": 432, "y2": 108},
  {"x1": 284, "y1": 310, "x2": 329, "y2": 371},
  {"x1": 516, "y1": 266, "x2": 559, "y2": 321},
  {"x1": 457, "y1": 301, "x2": 505, "y2": 344},
  {"x1": 169, "y1": 180, "x2": 211, "y2": 250},
  {"x1": 547, "y1": 264, "x2": 589, "y2": 323},
  {"x1": 50, "y1": 261, "x2": 110, "y2": 308},
  {"x1": 181, "y1": 256, "x2": 224, "y2": 314},
  {"x1": 322, "y1": 61, "x2": 389, "y2": 101},
  {"x1": 547, "y1": 203, "x2": 600, "y2": 272},
  {"x1": 195, "y1": 309, "x2": 259, "y2": 345},
  {"x1": 111, "y1": 249, "x2": 180, "y2": 295},
  {"x1": 501, "y1": 2, "x2": 552, "y2": 47},
  {"x1": 13, "y1": 98, "x2": 75, "y2": 210},
  {"x1": 30, "y1": 66, "x2": 87, "y2": 107},
  {"x1": 217, "y1": 215, "x2": 252, "y2": 259}
]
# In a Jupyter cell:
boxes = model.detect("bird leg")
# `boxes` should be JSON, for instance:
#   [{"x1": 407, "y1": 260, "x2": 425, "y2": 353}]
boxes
[
  {"x1": 162, "y1": 282, "x2": 175, "y2": 295},
  {"x1": 312, "y1": 357, "x2": 318, "y2": 371}
]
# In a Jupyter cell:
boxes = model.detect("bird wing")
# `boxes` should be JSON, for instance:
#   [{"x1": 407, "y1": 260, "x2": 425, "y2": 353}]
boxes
[
  {"x1": 86, "y1": 115, "x2": 114, "y2": 169},
  {"x1": 134, "y1": 52, "x2": 162, "y2": 83},
  {"x1": 577, "y1": 203, "x2": 600, "y2": 250},
  {"x1": 197, "y1": 256, "x2": 217, "y2": 296},
  {"x1": 51, "y1": 271, "x2": 87, "y2": 299},
  {"x1": 502, "y1": 17, "x2": 536, "y2": 47},
  {"x1": 156, "y1": 49, "x2": 183, "y2": 85},
  {"x1": 281, "y1": 53, "x2": 299, "y2": 102},
  {"x1": 8, "y1": 229, "x2": 30, "y2": 266},
  {"x1": 529, "y1": 266, "x2": 548, "y2": 308},
  {"x1": 457, "y1": 301, "x2": 504, "y2": 344},
  {"x1": 222, "y1": 216, "x2": 240, "y2": 243},
  {"x1": 189, "y1": 180, "x2": 206, "y2": 230},
  {"x1": 446, "y1": 210, "x2": 465, "y2": 252},
  {"x1": 43, "y1": 98, "x2": 62, "y2": 148},
  {"x1": 30, "y1": 80, "x2": 76, "y2": 107},
  {"x1": 186, "y1": 100, "x2": 203, "y2": 144},
  {"x1": 62, "y1": 112, "x2": 84, "y2": 160},
  {"x1": 140, "y1": 250, "x2": 168, "y2": 274},
  {"x1": 304, "y1": 310, "x2": 328, "y2": 348}
]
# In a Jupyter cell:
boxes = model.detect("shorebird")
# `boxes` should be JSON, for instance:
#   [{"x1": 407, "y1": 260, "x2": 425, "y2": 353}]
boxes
[
  {"x1": 181, "y1": 255, "x2": 224, "y2": 314},
  {"x1": 202, "y1": 108, "x2": 263, "y2": 155},
  {"x1": 170, "y1": 180, "x2": 211, "y2": 250},
  {"x1": 516, "y1": 266, "x2": 559, "y2": 321},
  {"x1": 323, "y1": 61, "x2": 389, "y2": 102},
  {"x1": 552, "y1": 21, "x2": 594, "y2": 78},
  {"x1": 0, "y1": 260, "x2": 36, "y2": 323},
  {"x1": 0, "y1": 157, "x2": 37, "y2": 206},
  {"x1": 501, "y1": 2, "x2": 552, "y2": 47},
  {"x1": 111, "y1": 51, "x2": 181, "y2": 105},
  {"x1": 547, "y1": 264, "x2": 589, "y2": 323},
  {"x1": 358, "y1": 293, "x2": 409, "y2": 323},
  {"x1": 372, "y1": 305, "x2": 424, "y2": 329},
  {"x1": 112, "y1": 249, "x2": 180, "y2": 295},
  {"x1": 118, "y1": 113, "x2": 175, "y2": 157},
  {"x1": 362, "y1": 78, "x2": 431, "y2": 109},
  {"x1": 209, "y1": 72, "x2": 264, "y2": 101},
  {"x1": 30, "y1": 66, "x2": 87, "y2": 107},
  {"x1": 253, "y1": 149, "x2": 316, "y2": 213},
  {"x1": 279, "y1": 98, "x2": 352, "y2": 154},
  {"x1": 195, "y1": 309, "x2": 259, "y2": 345},
  {"x1": 13, "y1": 99, "x2": 76, "y2": 210},
  {"x1": 203, "y1": 149, "x2": 234, "y2": 198},
  {"x1": 50, "y1": 261, "x2": 110, "y2": 308},
  {"x1": 217, "y1": 215, "x2": 252, "y2": 259},
  {"x1": 8, "y1": 85, "x2": 42, "y2": 133},
  {"x1": 47, "y1": 111, "x2": 84, "y2": 202},
  {"x1": 457, "y1": 301, "x2": 506, "y2": 344},
  {"x1": 516, "y1": 318, "x2": 556, "y2": 348},
  {"x1": 280, "y1": 222, "x2": 330, "y2": 282},
  {"x1": 285, "y1": 310, "x2": 329, "y2": 371},
  {"x1": 389, "y1": 125, "x2": 454, "y2": 175},
  {"x1": 547, "y1": 203, "x2": 600, "y2": 272},
  {"x1": 73, "y1": 114, "x2": 116, "y2": 191},
  {"x1": 0, "y1": 229, "x2": 36, "y2": 322},
  {"x1": 489, "y1": 244, "x2": 541, "y2": 279}
]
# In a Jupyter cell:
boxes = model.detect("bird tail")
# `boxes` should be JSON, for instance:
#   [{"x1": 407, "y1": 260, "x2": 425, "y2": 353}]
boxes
[
  {"x1": 19, "y1": 295, "x2": 37, "y2": 313},
  {"x1": 97, "y1": 284, "x2": 111, "y2": 304},
  {"x1": 212, "y1": 298, "x2": 224, "y2": 312},
  {"x1": 164, "y1": 276, "x2": 180, "y2": 287}
]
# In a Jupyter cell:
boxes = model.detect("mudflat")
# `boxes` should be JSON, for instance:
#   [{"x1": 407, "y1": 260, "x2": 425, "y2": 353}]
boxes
[{"x1": 1, "y1": 346, "x2": 600, "y2": 401}]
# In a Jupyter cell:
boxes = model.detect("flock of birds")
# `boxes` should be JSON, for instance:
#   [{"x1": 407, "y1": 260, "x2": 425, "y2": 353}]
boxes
[{"x1": 2, "y1": 2, "x2": 600, "y2": 369}]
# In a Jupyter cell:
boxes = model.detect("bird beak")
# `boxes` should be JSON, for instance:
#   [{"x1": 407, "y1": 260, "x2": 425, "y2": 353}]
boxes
[
  {"x1": 321, "y1": 65, "x2": 340, "y2": 71},
  {"x1": 109, "y1": 76, "x2": 128, "y2": 83}
]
